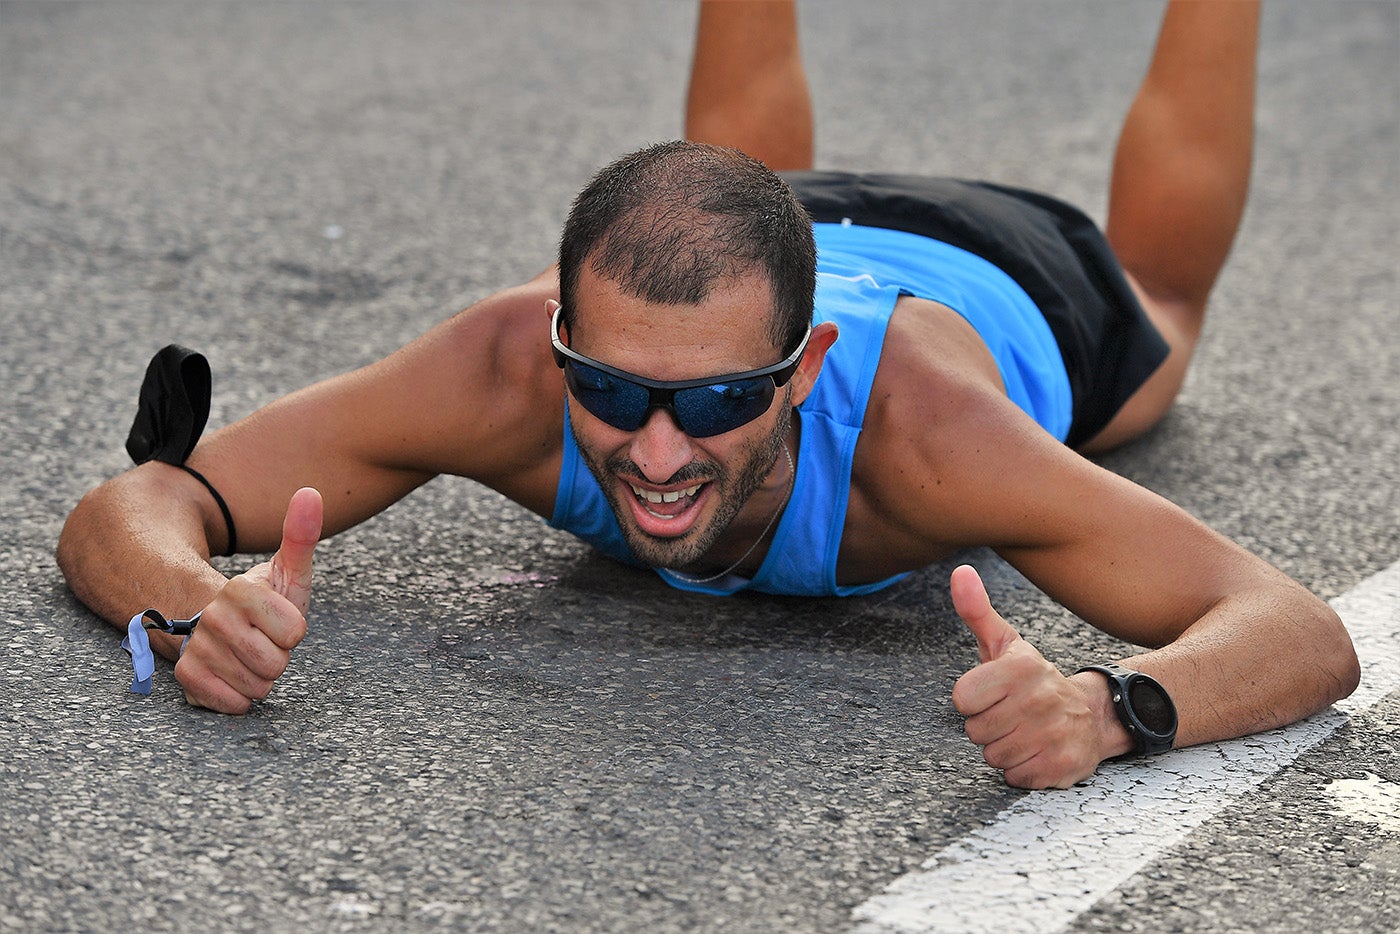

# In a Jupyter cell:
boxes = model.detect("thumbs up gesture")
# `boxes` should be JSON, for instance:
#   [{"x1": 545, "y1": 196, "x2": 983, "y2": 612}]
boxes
[
  {"x1": 949, "y1": 565, "x2": 1104, "y2": 789},
  {"x1": 175, "y1": 487, "x2": 323, "y2": 714}
]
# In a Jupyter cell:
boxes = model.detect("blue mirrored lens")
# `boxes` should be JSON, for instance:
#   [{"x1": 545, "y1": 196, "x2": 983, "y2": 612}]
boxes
[
  {"x1": 563, "y1": 362, "x2": 775, "y2": 437},
  {"x1": 672, "y1": 380, "x2": 774, "y2": 437},
  {"x1": 564, "y1": 363, "x2": 650, "y2": 431}
]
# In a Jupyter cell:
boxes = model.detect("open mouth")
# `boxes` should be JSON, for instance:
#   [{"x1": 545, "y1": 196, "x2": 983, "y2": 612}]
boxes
[{"x1": 629, "y1": 482, "x2": 703, "y2": 519}]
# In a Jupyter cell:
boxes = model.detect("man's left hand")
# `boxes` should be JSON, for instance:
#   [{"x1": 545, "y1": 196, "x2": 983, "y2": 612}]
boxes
[{"x1": 949, "y1": 564, "x2": 1110, "y2": 789}]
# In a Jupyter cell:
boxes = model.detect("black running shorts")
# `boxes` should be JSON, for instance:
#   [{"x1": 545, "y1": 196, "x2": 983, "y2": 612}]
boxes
[{"x1": 782, "y1": 171, "x2": 1169, "y2": 448}]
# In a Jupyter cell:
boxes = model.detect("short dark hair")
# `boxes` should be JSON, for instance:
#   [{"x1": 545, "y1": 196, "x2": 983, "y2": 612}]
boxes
[{"x1": 558, "y1": 140, "x2": 815, "y2": 355}]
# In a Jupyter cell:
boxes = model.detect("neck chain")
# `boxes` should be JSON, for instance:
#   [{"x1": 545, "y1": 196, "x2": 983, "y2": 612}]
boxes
[{"x1": 667, "y1": 442, "x2": 795, "y2": 585}]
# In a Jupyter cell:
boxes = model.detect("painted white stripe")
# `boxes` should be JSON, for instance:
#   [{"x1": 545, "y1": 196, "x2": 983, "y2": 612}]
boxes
[
  {"x1": 1324, "y1": 773, "x2": 1400, "y2": 833},
  {"x1": 851, "y1": 560, "x2": 1400, "y2": 934}
]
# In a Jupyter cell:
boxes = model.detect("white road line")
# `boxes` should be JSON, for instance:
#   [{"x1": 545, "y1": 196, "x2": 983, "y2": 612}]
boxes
[{"x1": 851, "y1": 560, "x2": 1400, "y2": 934}]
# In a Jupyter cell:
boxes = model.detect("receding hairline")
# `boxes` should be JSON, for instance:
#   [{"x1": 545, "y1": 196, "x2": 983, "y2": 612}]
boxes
[
  {"x1": 558, "y1": 140, "x2": 816, "y2": 354},
  {"x1": 567, "y1": 256, "x2": 791, "y2": 357}
]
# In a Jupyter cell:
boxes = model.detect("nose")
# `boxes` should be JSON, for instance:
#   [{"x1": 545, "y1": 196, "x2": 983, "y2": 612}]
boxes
[{"x1": 628, "y1": 407, "x2": 696, "y2": 483}]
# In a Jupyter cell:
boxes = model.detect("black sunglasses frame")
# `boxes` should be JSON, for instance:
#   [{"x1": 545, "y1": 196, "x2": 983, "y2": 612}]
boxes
[{"x1": 550, "y1": 305, "x2": 812, "y2": 436}]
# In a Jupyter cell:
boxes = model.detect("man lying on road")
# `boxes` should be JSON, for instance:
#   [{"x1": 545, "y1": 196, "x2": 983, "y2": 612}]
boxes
[{"x1": 59, "y1": 0, "x2": 1358, "y2": 788}]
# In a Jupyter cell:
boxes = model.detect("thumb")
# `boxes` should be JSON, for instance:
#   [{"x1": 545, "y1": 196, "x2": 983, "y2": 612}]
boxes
[
  {"x1": 951, "y1": 564, "x2": 1021, "y2": 663},
  {"x1": 269, "y1": 487, "x2": 323, "y2": 610}
]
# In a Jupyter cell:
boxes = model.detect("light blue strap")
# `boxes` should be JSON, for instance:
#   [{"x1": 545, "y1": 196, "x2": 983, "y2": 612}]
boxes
[
  {"x1": 122, "y1": 611, "x2": 156, "y2": 694},
  {"x1": 121, "y1": 608, "x2": 200, "y2": 695}
]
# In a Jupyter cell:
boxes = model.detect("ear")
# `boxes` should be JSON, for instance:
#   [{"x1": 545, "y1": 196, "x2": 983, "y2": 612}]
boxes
[
  {"x1": 545, "y1": 299, "x2": 570, "y2": 346},
  {"x1": 787, "y1": 321, "x2": 838, "y2": 407}
]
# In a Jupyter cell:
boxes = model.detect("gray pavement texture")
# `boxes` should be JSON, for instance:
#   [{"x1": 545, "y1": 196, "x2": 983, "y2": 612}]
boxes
[{"x1": 1, "y1": 1, "x2": 1397, "y2": 932}]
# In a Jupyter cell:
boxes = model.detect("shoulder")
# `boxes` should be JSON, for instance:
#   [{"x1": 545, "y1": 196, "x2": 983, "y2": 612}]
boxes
[
  {"x1": 431, "y1": 270, "x2": 563, "y2": 402},
  {"x1": 354, "y1": 268, "x2": 567, "y2": 511},
  {"x1": 841, "y1": 296, "x2": 1102, "y2": 570}
]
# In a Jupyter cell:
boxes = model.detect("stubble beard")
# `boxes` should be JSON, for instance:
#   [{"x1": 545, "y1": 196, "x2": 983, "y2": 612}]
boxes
[{"x1": 573, "y1": 398, "x2": 792, "y2": 571}]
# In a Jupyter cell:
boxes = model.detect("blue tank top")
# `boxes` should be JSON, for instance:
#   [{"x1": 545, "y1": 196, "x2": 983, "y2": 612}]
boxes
[{"x1": 549, "y1": 223, "x2": 1071, "y2": 596}]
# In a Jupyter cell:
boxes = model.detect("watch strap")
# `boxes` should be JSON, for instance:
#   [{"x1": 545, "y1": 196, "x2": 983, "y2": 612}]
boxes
[{"x1": 1076, "y1": 663, "x2": 1178, "y2": 757}]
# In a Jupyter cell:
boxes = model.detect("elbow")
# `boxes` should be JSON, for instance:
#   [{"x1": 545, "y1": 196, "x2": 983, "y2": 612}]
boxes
[
  {"x1": 1316, "y1": 604, "x2": 1361, "y2": 706},
  {"x1": 56, "y1": 493, "x2": 86, "y2": 578},
  {"x1": 56, "y1": 487, "x2": 99, "y2": 590},
  {"x1": 56, "y1": 481, "x2": 124, "y2": 604}
]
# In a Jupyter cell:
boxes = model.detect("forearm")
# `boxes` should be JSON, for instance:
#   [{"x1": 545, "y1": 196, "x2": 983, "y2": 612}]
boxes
[
  {"x1": 1116, "y1": 580, "x2": 1359, "y2": 749},
  {"x1": 57, "y1": 463, "x2": 230, "y2": 661},
  {"x1": 998, "y1": 498, "x2": 1360, "y2": 762},
  {"x1": 959, "y1": 577, "x2": 1358, "y2": 789}
]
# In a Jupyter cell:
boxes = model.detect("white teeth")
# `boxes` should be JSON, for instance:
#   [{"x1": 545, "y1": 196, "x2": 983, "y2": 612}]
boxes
[{"x1": 631, "y1": 483, "x2": 701, "y2": 504}]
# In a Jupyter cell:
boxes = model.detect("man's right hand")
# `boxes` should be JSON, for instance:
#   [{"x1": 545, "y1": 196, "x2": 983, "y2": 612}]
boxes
[{"x1": 174, "y1": 487, "x2": 323, "y2": 714}]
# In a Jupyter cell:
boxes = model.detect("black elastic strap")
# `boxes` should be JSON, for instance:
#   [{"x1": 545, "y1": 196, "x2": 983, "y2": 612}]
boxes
[{"x1": 178, "y1": 464, "x2": 238, "y2": 557}]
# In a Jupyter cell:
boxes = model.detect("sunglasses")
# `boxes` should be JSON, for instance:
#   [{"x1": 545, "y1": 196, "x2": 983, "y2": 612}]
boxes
[{"x1": 550, "y1": 305, "x2": 811, "y2": 438}]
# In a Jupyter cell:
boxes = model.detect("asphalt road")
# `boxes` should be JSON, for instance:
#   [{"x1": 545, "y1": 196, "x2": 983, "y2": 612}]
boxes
[{"x1": 2, "y1": 2, "x2": 1397, "y2": 931}]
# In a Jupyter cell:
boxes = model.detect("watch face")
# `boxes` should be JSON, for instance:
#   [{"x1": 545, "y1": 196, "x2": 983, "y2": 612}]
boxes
[{"x1": 1128, "y1": 679, "x2": 1175, "y2": 734}]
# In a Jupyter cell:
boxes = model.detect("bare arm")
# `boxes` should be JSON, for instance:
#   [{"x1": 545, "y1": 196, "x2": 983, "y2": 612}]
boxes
[
  {"x1": 993, "y1": 465, "x2": 1358, "y2": 750},
  {"x1": 58, "y1": 273, "x2": 565, "y2": 710},
  {"x1": 861, "y1": 366, "x2": 1359, "y2": 786}
]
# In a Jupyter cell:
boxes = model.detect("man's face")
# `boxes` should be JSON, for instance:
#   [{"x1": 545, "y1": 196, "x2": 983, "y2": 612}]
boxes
[{"x1": 562, "y1": 267, "x2": 794, "y2": 570}]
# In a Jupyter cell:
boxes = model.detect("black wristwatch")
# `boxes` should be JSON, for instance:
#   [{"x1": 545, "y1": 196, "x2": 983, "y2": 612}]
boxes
[{"x1": 1076, "y1": 662, "x2": 1178, "y2": 757}]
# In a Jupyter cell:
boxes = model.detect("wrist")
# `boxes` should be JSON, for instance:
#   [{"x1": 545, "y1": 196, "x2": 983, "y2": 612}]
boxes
[
  {"x1": 146, "y1": 627, "x2": 187, "y2": 662},
  {"x1": 1070, "y1": 670, "x2": 1136, "y2": 762},
  {"x1": 1075, "y1": 663, "x2": 1179, "y2": 758}
]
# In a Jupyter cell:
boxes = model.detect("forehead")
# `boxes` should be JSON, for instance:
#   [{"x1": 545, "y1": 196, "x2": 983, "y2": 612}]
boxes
[{"x1": 569, "y1": 266, "x2": 781, "y2": 378}]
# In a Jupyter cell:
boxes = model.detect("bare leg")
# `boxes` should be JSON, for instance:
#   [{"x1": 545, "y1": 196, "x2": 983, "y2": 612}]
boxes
[
  {"x1": 1083, "y1": 0, "x2": 1261, "y2": 453},
  {"x1": 684, "y1": 0, "x2": 813, "y2": 171}
]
